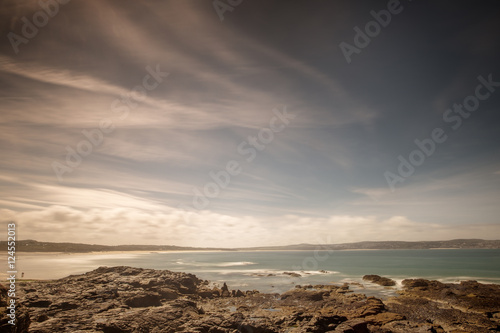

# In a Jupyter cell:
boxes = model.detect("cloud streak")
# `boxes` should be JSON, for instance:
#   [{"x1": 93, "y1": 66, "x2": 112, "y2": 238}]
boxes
[
  {"x1": 2, "y1": 206, "x2": 499, "y2": 248},
  {"x1": 1, "y1": 1, "x2": 499, "y2": 246}
]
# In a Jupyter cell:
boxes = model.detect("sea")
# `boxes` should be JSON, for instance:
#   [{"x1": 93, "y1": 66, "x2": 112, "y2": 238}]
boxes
[{"x1": 14, "y1": 249, "x2": 500, "y2": 299}]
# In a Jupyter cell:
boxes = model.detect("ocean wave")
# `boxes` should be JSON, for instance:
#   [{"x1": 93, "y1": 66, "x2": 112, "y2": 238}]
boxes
[
  {"x1": 215, "y1": 268, "x2": 280, "y2": 275},
  {"x1": 173, "y1": 260, "x2": 257, "y2": 267},
  {"x1": 208, "y1": 269, "x2": 340, "y2": 277},
  {"x1": 215, "y1": 261, "x2": 257, "y2": 267},
  {"x1": 436, "y1": 276, "x2": 500, "y2": 284},
  {"x1": 299, "y1": 270, "x2": 340, "y2": 276}
]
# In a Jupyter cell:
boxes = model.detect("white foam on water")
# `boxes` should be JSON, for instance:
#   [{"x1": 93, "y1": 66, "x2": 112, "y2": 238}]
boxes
[
  {"x1": 299, "y1": 270, "x2": 340, "y2": 276},
  {"x1": 436, "y1": 276, "x2": 500, "y2": 284},
  {"x1": 215, "y1": 261, "x2": 257, "y2": 267},
  {"x1": 201, "y1": 268, "x2": 281, "y2": 275}
]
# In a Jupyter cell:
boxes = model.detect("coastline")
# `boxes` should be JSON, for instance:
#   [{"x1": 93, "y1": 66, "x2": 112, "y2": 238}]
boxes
[
  {"x1": 11, "y1": 246, "x2": 496, "y2": 255},
  {"x1": 6, "y1": 265, "x2": 500, "y2": 332},
  {"x1": 4, "y1": 249, "x2": 500, "y2": 287}
]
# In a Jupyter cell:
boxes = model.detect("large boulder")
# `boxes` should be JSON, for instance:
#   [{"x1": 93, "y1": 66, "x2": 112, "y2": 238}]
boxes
[{"x1": 363, "y1": 274, "x2": 396, "y2": 286}]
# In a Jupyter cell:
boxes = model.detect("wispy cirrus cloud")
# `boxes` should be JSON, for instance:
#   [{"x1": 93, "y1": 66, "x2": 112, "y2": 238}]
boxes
[{"x1": 1, "y1": 0, "x2": 500, "y2": 247}]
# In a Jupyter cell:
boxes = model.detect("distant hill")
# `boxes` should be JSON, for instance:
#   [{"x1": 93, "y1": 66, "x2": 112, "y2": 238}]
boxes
[
  {"x1": 242, "y1": 239, "x2": 500, "y2": 251},
  {"x1": 1, "y1": 239, "x2": 234, "y2": 253},
  {"x1": 2, "y1": 239, "x2": 500, "y2": 253}
]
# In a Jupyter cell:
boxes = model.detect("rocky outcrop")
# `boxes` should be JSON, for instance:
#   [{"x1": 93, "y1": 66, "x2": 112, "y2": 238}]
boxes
[
  {"x1": 385, "y1": 278, "x2": 500, "y2": 332},
  {"x1": 7, "y1": 266, "x2": 500, "y2": 332},
  {"x1": 0, "y1": 283, "x2": 31, "y2": 333},
  {"x1": 362, "y1": 274, "x2": 396, "y2": 286}
]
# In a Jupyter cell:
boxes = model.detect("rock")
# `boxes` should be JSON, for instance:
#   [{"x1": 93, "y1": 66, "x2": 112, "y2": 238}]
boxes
[
  {"x1": 281, "y1": 289, "x2": 326, "y2": 301},
  {"x1": 157, "y1": 287, "x2": 179, "y2": 300},
  {"x1": 13, "y1": 267, "x2": 500, "y2": 333},
  {"x1": 49, "y1": 301, "x2": 79, "y2": 310},
  {"x1": 334, "y1": 318, "x2": 369, "y2": 332},
  {"x1": 25, "y1": 299, "x2": 52, "y2": 307},
  {"x1": 0, "y1": 284, "x2": 8, "y2": 307},
  {"x1": 402, "y1": 278, "x2": 431, "y2": 289},
  {"x1": 221, "y1": 282, "x2": 230, "y2": 297},
  {"x1": 386, "y1": 278, "x2": 500, "y2": 332},
  {"x1": 365, "y1": 312, "x2": 405, "y2": 325},
  {"x1": 283, "y1": 271, "x2": 302, "y2": 277},
  {"x1": 35, "y1": 313, "x2": 49, "y2": 322},
  {"x1": 0, "y1": 307, "x2": 31, "y2": 333},
  {"x1": 356, "y1": 297, "x2": 386, "y2": 317},
  {"x1": 0, "y1": 283, "x2": 31, "y2": 333},
  {"x1": 124, "y1": 292, "x2": 162, "y2": 307},
  {"x1": 197, "y1": 290, "x2": 216, "y2": 299},
  {"x1": 363, "y1": 274, "x2": 396, "y2": 286}
]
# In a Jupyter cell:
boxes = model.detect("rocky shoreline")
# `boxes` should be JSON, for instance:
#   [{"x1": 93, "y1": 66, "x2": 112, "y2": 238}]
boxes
[{"x1": 1, "y1": 267, "x2": 499, "y2": 332}]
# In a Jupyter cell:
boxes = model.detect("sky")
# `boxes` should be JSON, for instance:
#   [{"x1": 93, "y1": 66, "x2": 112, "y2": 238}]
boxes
[{"x1": 1, "y1": 0, "x2": 500, "y2": 248}]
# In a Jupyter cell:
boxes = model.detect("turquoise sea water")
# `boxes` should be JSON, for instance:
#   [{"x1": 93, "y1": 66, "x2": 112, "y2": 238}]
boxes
[{"x1": 16, "y1": 249, "x2": 500, "y2": 298}]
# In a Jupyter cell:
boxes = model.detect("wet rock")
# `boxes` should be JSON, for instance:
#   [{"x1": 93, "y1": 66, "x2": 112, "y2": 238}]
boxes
[
  {"x1": 402, "y1": 278, "x2": 431, "y2": 289},
  {"x1": 363, "y1": 274, "x2": 396, "y2": 286},
  {"x1": 386, "y1": 278, "x2": 500, "y2": 332}
]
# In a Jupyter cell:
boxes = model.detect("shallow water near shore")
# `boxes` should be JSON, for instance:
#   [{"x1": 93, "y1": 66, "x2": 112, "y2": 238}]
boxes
[{"x1": 12, "y1": 249, "x2": 500, "y2": 299}]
